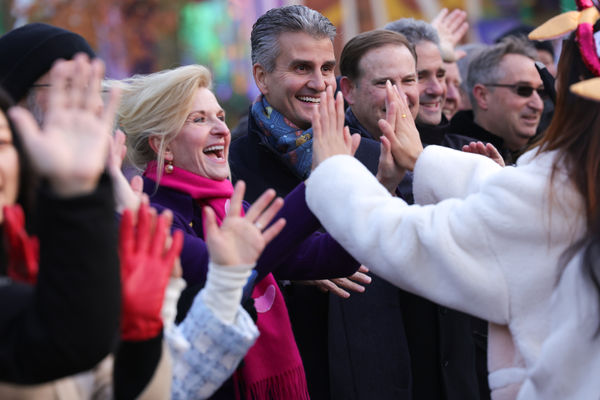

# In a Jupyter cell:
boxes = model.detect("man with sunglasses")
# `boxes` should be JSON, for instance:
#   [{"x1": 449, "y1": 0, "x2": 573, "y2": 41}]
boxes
[{"x1": 449, "y1": 37, "x2": 544, "y2": 163}]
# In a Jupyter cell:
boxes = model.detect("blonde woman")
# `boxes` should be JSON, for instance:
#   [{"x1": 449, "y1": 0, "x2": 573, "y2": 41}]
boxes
[{"x1": 116, "y1": 65, "x2": 360, "y2": 400}]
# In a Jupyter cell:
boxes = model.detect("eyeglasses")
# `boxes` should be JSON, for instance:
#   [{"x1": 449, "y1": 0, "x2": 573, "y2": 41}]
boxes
[
  {"x1": 484, "y1": 83, "x2": 546, "y2": 98},
  {"x1": 31, "y1": 83, "x2": 109, "y2": 93}
]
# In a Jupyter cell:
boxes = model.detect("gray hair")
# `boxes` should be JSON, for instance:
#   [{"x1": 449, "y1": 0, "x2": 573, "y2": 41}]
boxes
[
  {"x1": 466, "y1": 36, "x2": 537, "y2": 108},
  {"x1": 456, "y1": 43, "x2": 486, "y2": 94},
  {"x1": 251, "y1": 5, "x2": 336, "y2": 72},
  {"x1": 384, "y1": 18, "x2": 440, "y2": 47}
]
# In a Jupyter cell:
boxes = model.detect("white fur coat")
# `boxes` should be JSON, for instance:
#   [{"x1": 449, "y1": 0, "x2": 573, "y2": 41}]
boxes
[{"x1": 306, "y1": 145, "x2": 590, "y2": 399}]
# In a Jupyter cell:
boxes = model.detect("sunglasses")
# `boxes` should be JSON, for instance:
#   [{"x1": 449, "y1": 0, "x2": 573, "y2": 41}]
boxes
[{"x1": 484, "y1": 83, "x2": 546, "y2": 98}]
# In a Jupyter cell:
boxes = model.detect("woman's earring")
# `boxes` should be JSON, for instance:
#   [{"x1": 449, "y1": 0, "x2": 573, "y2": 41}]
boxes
[{"x1": 165, "y1": 160, "x2": 174, "y2": 174}]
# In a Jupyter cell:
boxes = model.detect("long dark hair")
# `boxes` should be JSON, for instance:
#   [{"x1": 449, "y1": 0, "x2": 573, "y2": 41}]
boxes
[{"x1": 535, "y1": 26, "x2": 600, "y2": 331}]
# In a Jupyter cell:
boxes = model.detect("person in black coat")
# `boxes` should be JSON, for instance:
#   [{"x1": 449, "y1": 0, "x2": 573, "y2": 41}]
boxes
[
  {"x1": 0, "y1": 55, "x2": 121, "y2": 384},
  {"x1": 229, "y1": 5, "x2": 380, "y2": 399},
  {"x1": 383, "y1": 19, "x2": 490, "y2": 400}
]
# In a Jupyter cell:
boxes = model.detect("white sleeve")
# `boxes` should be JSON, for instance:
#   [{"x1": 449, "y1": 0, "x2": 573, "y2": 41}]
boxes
[
  {"x1": 414, "y1": 145, "x2": 503, "y2": 205},
  {"x1": 517, "y1": 253, "x2": 600, "y2": 400},
  {"x1": 306, "y1": 154, "x2": 510, "y2": 324}
]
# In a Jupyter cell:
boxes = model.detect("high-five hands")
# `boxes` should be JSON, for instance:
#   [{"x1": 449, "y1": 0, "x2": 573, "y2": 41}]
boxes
[
  {"x1": 311, "y1": 86, "x2": 361, "y2": 169},
  {"x1": 8, "y1": 53, "x2": 121, "y2": 197},
  {"x1": 378, "y1": 81, "x2": 423, "y2": 173},
  {"x1": 203, "y1": 181, "x2": 286, "y2": 267},
  {"x1": 376, "y1": 81, "x2": 419, "y2": 193}
]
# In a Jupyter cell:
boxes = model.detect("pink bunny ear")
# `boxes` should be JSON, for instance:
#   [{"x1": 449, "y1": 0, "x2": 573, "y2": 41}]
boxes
[
  {"x1": 577, "y1": 0, "x2": 594, "y2": 10},
  {"x1": 576, "y1": 7, "x2": 600, "y2": 77}
]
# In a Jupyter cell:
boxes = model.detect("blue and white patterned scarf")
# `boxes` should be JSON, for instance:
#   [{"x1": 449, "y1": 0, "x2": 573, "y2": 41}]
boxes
[{"x1": 251, "y1": 96, "x2": 314, "y2": 179}]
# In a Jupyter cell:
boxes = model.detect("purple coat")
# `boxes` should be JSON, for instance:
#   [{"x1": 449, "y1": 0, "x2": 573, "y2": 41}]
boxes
[{"x1": 143, "y1": 177, "x2": 359, "y2": 287}]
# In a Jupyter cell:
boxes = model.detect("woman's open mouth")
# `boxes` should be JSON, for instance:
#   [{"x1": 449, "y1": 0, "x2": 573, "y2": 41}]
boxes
[{"x1": 203, "y1": 145, "x2": 225, "y2": 160}]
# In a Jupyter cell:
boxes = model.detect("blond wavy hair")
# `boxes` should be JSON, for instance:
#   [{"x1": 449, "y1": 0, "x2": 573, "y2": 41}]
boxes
[{"x1": 111, "y1": 65, "x2": 212, "y2": 183}]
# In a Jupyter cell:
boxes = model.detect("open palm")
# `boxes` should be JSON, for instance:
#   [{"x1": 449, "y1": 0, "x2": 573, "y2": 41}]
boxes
[
  {"x1": 9, "y1": 54, "x2": 120, "y2": 196},
  {"x1": 204, "y1": 181, "x2": 286, "y2": 267}
]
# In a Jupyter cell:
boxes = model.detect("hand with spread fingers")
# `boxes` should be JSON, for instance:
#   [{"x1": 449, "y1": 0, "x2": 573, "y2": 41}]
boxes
[
  {"x1": 8, "y1": 53, "x2": 121, "y2": 197},
  {"x1": 119, "y1": 201, "x2": 184, "y2": 341},
  {"x1": 203, "y1": 181, "x2": 286, "y2": 267},
  {"x1": 431, "y1": 8, "x2": 469, "y2": 61},
  {"x1": 378, "y1": 81, "x2": 423, "y2": 172},
  {"x1": 109, "y1": 129, "x2": 146, "y2": 214},
  {"x1": 462, "y1": 141, "x2": 506, "y2": 167},
  {"x1": 311, "y1": 86, "x2": 361, "y2": 169}
]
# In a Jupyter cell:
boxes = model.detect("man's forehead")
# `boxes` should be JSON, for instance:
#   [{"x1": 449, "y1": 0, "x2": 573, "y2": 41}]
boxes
[
  {"x1": 359, "y1": 44, "x2": 415, "y2": 72},
  {"x1": 415, "y1": 41, "x2": 443, "y2": 70},
  {"x1": 362, "y1": 44, "x2": 413, "y2": 64},
  {"x1": 498, "y1": 54, "x2": 542, "y2": 84},
  {"x1": 275, "y1": 31, "x2": 334, "y2": 62}
]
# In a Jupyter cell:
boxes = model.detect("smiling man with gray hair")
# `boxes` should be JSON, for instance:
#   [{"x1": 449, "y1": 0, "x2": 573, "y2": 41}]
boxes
[{"x1": 229, "y1": 5, "x2": 383, "y2": 399}]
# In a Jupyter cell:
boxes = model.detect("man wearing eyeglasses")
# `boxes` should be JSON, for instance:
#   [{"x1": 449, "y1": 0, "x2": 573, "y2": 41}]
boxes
[{"x1": 449, "y1": 37, "x2": 544, "y2": 163}]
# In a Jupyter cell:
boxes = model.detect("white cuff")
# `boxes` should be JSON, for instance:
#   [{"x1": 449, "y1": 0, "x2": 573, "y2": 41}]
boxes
[
  {"x1": 162, "y1": 277, "x2": 187, "y2": 331},
  {"x1": 200, "y1": 261, "x2": 254, "y2": 325}
]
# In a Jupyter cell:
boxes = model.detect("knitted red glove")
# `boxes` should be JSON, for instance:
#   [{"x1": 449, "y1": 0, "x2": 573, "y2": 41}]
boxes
[
  {"x1": 119, "y1": 203, "x2": 184, "y2": 341},
  {"x1": 2, "y1": 205, "x2": 39, "y2": 284}
]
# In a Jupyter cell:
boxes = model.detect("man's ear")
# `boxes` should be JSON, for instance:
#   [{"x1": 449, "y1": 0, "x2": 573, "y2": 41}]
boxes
[
  {"x1": 472, "y1": 83, "x2": 489, "y2": 111},
  {"x1": 253, "y1": 64, "x2": 269, "y2": 95},
  {"x1": 148, "y1": 136, "x2": 173, "y2": 161},
  {"x1": 339, "y1": 76, "x2": 356, "y2": 105}
]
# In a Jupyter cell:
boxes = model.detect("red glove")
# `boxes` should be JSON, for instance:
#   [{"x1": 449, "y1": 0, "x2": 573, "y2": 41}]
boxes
[
  {"x1": 2, "y1": 205, "x2": 39, "y2": 285},
  {"x1": 119, "y1": 202, "x2": 184, "y2": 341}
]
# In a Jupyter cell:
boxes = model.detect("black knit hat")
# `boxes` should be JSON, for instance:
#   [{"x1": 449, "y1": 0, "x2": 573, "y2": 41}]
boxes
[{"x1": 0, "y1": 23, "x2": 95, "y2": 102}]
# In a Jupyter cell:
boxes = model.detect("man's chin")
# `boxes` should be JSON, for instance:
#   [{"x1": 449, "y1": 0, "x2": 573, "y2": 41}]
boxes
[{"x1": 416, "y1": 112, "x2": 442, "y2": 126}]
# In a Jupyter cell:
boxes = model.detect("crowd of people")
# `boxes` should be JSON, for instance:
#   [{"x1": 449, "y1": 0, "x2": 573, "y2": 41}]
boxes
[{"x1": 0, "y1": 2, "x2": 598, "y2": 399}]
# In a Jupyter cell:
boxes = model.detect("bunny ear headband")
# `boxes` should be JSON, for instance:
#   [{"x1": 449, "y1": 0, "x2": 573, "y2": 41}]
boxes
[{"x1": 529, "y1": 0, "x2": 600, "y2": 100}]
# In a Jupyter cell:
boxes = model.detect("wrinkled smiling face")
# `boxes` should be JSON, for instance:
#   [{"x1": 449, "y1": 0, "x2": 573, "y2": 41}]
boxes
[
  {"x1": 415, "y1": 41, "x2": 447, "y2": 126},
  {"x1": 255, "y1": 31, "x2": 336, "y2": 130},
  {"x1": 168, "y1": 87, "x2": 231, "y2": 181},
  {"x1": 343, "y1": 44, "x2": 419, "y2": 140},
  {"x1": 0, "y1": 111, "x2": 19, "y2": 223}
]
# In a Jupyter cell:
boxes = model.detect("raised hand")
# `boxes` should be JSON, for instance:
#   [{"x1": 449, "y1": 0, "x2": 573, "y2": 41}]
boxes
[
  {"x1": 462, "y1": 141, "x2": 505, "y2": 167},
  {"x1": 431, "y1": 8, "x2": 469, "y2": 61},
  {"x1": 203, "y1": 181, "x2": 286, "y2": 267},
  {"x1": 2, "y1": 204, "x2": 39, "y2": 284},
  {"x1": 109, "y1": 129, "x2": 145, "y2": 213},
  {"x1": 378, "y1": 81, "x2": 423, "y2": 171},
  {"x1": 311, "y1": 86, "x2": 361, "y2": 168},
  {"x1": 119, "y1": 202, "x2": 184, "y2": 341},
  {"x1": 8, "y1": 53, "x2": 121, "y2": 197}
]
